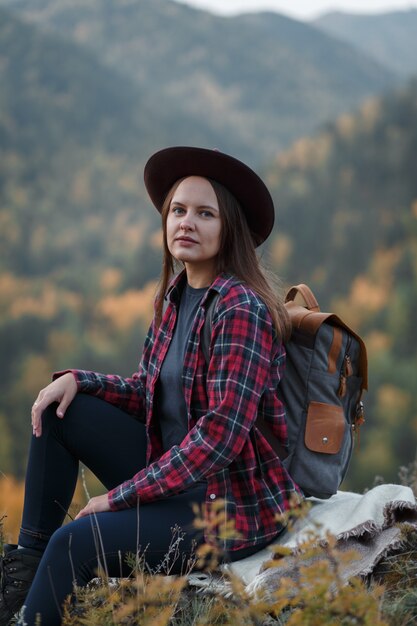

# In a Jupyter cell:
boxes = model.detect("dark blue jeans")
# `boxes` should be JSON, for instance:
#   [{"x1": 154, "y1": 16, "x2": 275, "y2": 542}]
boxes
[{"x1": 18, "y1": 394, "x2": 270, "y2": 625}]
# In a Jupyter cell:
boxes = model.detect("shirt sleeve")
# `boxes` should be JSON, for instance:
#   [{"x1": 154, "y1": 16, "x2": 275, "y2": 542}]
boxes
[
  {"x1": 52, "y1": 318, "x2": 156, "y2": 419},
  {"x1": 108, "y1": 298, "x2": 281, "y2": 509}
]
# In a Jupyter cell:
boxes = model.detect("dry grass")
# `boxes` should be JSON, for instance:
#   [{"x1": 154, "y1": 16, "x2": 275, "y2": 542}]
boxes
[{"x1": 2, "y1": 463, "x2": 417, "y2": 625}]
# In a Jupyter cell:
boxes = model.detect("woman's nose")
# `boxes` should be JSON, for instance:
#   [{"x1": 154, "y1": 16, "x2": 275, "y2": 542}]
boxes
[{"x1": 180, "y1": 216, "x2": 195, "y2": 231}]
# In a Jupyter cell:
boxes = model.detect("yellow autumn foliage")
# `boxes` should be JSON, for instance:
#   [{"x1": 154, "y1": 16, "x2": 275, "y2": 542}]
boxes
[
  {"x1": 150, "y1": 229, "x2": 163, "y2": 250},
  {"x1": 10, "y1": 287, "x2": 59, "y2": 319},
  {"x1": 273, "y1": 132, "x2": 333, "y2": 172},
  {"x1": 369, "y1": 247, "x2": 403, "y2": 282},
  {"x1": 0, "y1": 273, "x2": 82, "y2": 319},
  {"x1": 349, "y1": 275, "x2": 388, "y2": 312},
  {"x1": 0, "y1": 473, "x2": 101, "y2": 544},
  {"x1": 365, "y1": 331, "x2": 392, "y2": 354},
  {"x1": 100, "y1": 267, "x2": 123, "y2": 292},
  {"x1": 0, "y1": 476, "x2": 25, "y2": 543},
  {"x1": 98, "y1": 281, "x2": 157, "y2": 330}
]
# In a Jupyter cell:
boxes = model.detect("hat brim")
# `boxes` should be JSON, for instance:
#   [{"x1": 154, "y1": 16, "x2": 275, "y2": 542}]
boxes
[{"x1": 143, "y1": 146, "x2": 275, "y2": 246}]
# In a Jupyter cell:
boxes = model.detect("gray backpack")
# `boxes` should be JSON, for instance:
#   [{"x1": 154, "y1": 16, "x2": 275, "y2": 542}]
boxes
[{"x1": 200, "y1": 284, "x2": 368, "y2": 499}]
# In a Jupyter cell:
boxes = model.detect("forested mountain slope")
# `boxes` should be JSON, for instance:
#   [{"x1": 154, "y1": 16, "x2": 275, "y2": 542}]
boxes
[
  {"x1": 0, "y1": 0, "x2": 397, "y2": 161},
  {"x1": 0, "y1": 7, "x2": 157, "y2": 277}
]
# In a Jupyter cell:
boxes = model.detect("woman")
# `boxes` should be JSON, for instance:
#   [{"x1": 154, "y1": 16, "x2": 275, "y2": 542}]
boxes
[{"x1": 0, "y1": 147, "x2": 301, "y2": 625}]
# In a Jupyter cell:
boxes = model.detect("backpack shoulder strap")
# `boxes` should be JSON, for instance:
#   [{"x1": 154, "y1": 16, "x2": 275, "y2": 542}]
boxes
[
  {"x1": 201, "y1": 291, "x2": 220, "y2": 363},
  {"x1": 285, "y1": 283, "x2": 320, "y2": 312}
]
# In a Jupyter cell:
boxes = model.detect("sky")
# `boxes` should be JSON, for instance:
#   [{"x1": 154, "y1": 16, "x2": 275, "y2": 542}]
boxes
[{"x1": 173, "y1": 0, "x2": 417, "y2": 20}]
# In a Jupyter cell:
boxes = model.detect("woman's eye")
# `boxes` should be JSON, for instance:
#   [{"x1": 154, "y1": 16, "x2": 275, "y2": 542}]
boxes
[
  {"x1": 200, "y1": 210, "x2": 214, "y2": 218},
  {"x1": 171, "y1": 206, "x2": 184, "y2": 215}
]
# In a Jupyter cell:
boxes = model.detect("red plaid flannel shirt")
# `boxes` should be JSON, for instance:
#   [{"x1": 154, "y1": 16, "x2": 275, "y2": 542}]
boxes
[{"x1": 64, "y1": 272, "x2": 302, "y2": 550}]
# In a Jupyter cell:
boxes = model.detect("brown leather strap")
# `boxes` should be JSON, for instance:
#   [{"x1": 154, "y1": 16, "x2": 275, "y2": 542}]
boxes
[
  {"x1": 285, "y1": 284, "x2": 320, "y2": 312},
  {"x1": 328, "y1": 326, "x2": 343, "y2": 374},
  {"x1": 285, "y1": 302, "x2": 368, "y2": 390},
  {"x1": 286, "y1": 303, "x2": 332, "y2": 333}
]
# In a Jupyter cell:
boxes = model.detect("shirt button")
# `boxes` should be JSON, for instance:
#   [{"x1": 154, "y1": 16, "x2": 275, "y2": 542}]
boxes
[{"x1": 209, "y1": 493, "x2": 216, "y2": 500}]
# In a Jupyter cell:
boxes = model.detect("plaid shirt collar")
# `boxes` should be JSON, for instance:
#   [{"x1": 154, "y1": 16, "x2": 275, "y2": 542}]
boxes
[{"x1": 165, "y1": 269, "x2": 239, "y2": 306}]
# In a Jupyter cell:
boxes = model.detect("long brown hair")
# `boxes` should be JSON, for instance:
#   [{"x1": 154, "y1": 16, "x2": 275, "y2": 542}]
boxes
[{"x1": 155, "y1": 177, "x2": 291, "y2": 340}]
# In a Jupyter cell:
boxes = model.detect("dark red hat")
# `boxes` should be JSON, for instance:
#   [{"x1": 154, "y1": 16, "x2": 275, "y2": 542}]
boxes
[{"x1": 144, "y1": 146, "x2": 275, "y2": 246}]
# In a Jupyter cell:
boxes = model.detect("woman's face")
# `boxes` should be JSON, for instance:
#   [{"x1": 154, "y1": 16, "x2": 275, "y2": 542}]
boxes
[{"x1": 166, "y1": 176, "x2": 222, "y2": 283}]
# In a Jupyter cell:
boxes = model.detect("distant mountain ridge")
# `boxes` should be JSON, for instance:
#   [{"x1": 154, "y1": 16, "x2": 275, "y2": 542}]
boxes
[
  {"x1": 313, "y1": 9, "x2": 417, "y2": 78},
  {"x1": 0, "y1": 0, "x2": 397, "y2": 163}
]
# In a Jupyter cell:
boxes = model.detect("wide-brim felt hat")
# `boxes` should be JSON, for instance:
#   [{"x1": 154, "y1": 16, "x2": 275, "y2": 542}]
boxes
[{"x1": 143, "y1": 146, "x2": 275, "y2": 246}]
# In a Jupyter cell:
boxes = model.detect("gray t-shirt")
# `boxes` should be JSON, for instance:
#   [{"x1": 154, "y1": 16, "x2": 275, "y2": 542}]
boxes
[{"x1": 155, "y1": 283, "x2": 208, "y2": 453}]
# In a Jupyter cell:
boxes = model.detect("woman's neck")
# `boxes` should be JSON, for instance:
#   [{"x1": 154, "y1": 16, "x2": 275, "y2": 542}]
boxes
[{"x1": 184, "y1": 262, "x2": 216, "y2": 289}]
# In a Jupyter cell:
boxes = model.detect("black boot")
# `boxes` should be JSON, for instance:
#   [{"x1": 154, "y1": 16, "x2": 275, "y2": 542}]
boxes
[{"x1": 0, "y1": 543, "x2": 42, "y2": 624}]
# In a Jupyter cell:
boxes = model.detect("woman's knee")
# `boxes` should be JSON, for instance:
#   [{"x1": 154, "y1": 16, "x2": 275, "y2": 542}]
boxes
[
  {"x1": 61, "y1": 394, "x2": 101, "y2": 426},
  {"x1": 40, "y1": 394, "x2": 98, "y2": 438}
]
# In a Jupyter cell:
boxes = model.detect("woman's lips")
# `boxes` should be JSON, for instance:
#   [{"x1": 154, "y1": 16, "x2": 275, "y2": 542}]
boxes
[{"x1": 175, "y1": 236, "x2": 198, "y2": 245}]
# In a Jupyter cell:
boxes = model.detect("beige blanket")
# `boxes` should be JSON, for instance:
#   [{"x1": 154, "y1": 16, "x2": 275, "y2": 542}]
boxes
[{"x1": 188, "y1": 484, "x2": 417, "y2": 595}]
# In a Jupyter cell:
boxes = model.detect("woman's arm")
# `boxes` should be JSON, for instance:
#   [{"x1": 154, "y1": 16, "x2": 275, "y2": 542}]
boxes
[{"x1": 52, "y1": 367, "x2": 147, "y2": 418}]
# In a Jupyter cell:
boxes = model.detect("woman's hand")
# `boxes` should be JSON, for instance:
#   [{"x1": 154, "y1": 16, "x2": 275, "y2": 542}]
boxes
[
  {"x1": 31, "y1": 372, "x2": 78, "y2": 437},
  {"x1": 74, "y1": 494, "x2": 111, "y2": 520}
]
